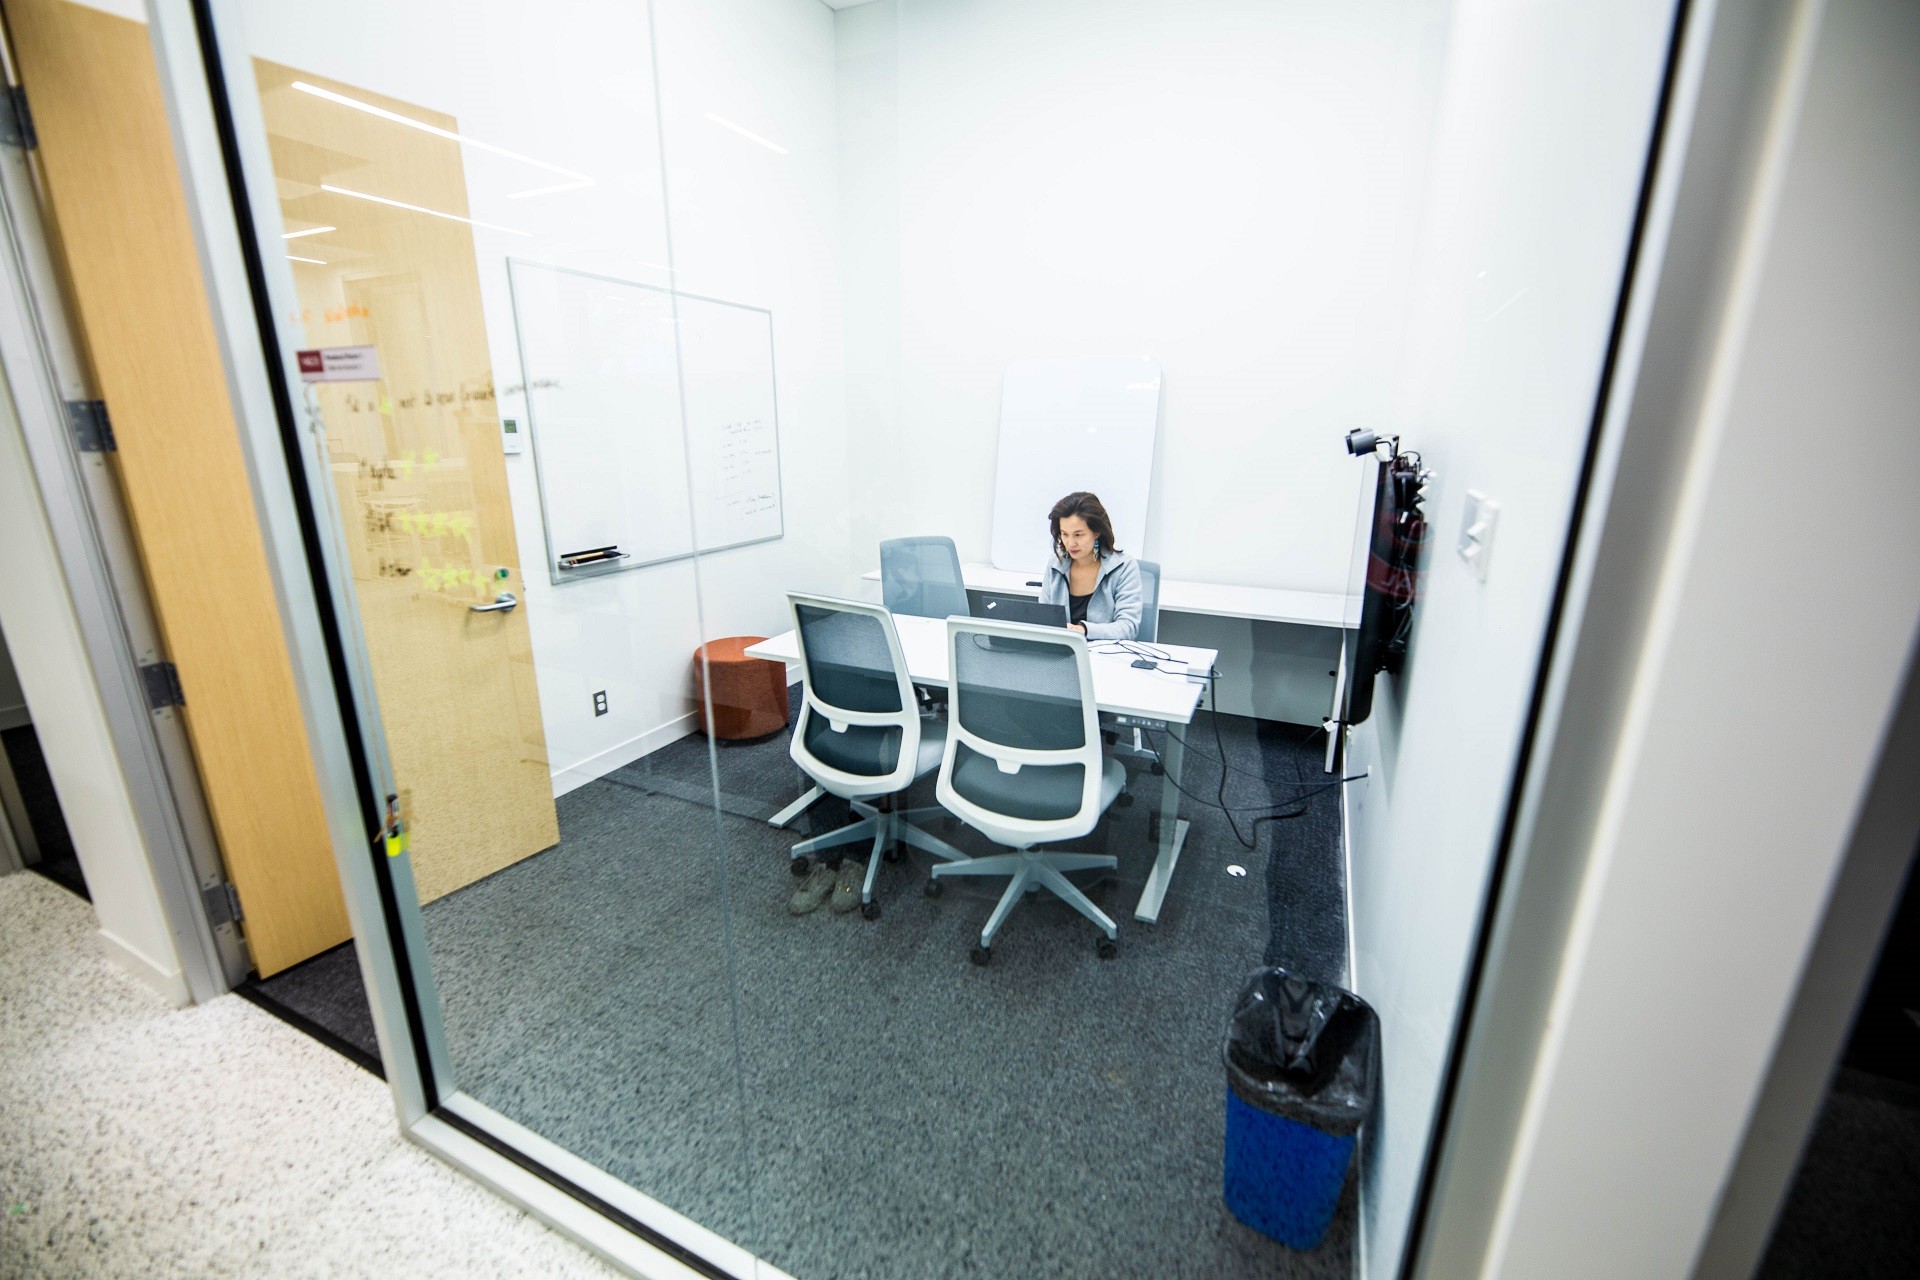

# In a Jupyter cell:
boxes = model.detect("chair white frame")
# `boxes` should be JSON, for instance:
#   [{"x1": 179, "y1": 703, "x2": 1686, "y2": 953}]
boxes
[
  {"x1": 932, "y1": 616, "x2": 1121, "y2": 957},
  {"x1": 785, "y1": 593, "x2": 968, "y2": 910}
]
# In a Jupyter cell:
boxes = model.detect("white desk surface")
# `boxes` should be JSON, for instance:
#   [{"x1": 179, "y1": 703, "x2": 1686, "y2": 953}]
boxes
[
  {"x1": 859, "y1": 562, "x2": 1355, "y2": 629},
  {"x1": 746, "y1": 614, "x2": 1215, "y2": 725}
]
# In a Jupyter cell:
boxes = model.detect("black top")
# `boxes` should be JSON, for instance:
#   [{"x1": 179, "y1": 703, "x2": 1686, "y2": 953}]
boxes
[{"x1": 1068, "y1": 591, "x2": 1092, "y2": 627}]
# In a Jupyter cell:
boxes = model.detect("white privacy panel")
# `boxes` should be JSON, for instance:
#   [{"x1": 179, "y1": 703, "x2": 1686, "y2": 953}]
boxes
[
  {"x1": 509, "y1": 260, "x2": 782, "y2": 583},
  {"x1": 989, "y1": 358, "x2": 1160, "y2": 574}
]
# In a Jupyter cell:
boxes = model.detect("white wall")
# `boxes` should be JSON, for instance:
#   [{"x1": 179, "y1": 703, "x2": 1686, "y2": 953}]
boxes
[
  {"x1": 0, "y1": 363, "x2": 188, "y2": 1004},
  {"x1": 836, "y1": 0, "x2": 1453, "y2": 600},
  {"x1": 237, "y1": 0, "x2": 848, "y2": 793},
  {"x1": 1340, "y1": 2, "x2": 1679, "y2": 1276}
]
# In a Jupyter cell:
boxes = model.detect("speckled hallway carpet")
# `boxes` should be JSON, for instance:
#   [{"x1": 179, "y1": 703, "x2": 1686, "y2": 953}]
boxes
[{"x1": 0, "y1": 870, "x2": 620, "y2": 1280}]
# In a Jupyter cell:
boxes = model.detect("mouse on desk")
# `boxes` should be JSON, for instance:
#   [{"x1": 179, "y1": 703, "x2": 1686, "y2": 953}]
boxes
[{"x1": 1131, "y1": 657, "x2": 1159, "y2": 670}]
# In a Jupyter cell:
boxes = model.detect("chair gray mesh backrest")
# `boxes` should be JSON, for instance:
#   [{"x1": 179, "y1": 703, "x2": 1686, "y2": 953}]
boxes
[
  {"x1": 1134, "y1": 558, "x2": 1163, "y2": 644},
  {"x1": 880, "y1": 536, "x2": 971, "y2": 620},
  {"x1": 938, "y1": 619, "x2": 1104, "y2": 843},
  {"x1": 788, "y1": 594, "x2": 920, "y2": 793}
]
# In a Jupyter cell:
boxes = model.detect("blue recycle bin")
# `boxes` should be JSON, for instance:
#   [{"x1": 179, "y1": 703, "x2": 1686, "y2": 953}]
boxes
[{"x1": 1222, "y1": 968, "x2": 1380, "y2": 1250}]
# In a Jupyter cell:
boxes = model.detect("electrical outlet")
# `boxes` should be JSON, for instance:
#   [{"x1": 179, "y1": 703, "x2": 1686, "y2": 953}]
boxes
[{"x1": 593, "y1": 690, "x2": 609, "y2": 717}]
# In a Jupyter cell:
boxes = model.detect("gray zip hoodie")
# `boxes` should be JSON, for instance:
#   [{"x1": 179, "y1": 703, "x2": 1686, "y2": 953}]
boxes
[{"x1": 1039, "y1": 550, "x2": 1143, "y2": 641}]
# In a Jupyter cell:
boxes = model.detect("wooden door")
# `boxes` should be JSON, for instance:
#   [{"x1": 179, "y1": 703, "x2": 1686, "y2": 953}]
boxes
[
  {"x1": 5, "y1": 0, "x2": 347, "y2": 973},
  {"x1": 251, "y1": 62, "x2": 559, "y2": 902}
]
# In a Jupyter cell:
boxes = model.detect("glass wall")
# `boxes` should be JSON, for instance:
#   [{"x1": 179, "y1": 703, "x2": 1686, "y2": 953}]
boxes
[{"x1": 202, "y1": 1, "x2": 1678, "y2": 1276}]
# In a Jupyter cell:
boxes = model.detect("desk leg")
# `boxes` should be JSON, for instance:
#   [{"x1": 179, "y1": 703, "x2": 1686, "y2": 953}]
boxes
[
  {"x1": 1134, "y1": 726, "x2": 1190, "y2": 923},
  {"x1": 769, "y1": 784, "x2": 825, "y2": 829}
]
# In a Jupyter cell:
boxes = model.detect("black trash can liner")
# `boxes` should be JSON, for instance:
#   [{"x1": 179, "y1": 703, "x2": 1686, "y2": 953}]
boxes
[{"x1": 1224, "y1": 967, "x2": 1380, "y2": 1137}]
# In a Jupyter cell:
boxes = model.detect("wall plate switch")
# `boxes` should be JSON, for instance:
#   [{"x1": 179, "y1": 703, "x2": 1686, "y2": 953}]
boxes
[
  {"x1": 501, "y1": 416, "x2": 525, "y2": 454},
  {"x1": 1458, "y1": 490, "x2": 1499, "y2": 582},
  {"x1": 593, "y1": 690, "x2": 608, "y2": 716}
]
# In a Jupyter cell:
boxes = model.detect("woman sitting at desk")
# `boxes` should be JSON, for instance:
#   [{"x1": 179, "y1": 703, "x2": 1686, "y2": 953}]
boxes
[{"x1": 1040, "y1": 491, "x2": 1143, "y2": 641}]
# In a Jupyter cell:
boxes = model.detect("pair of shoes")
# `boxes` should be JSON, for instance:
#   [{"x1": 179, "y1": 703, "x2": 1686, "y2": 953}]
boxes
[
  {"x1": 829, "y1": 859, "x2": 864, "y2": 915},
  {"x1": 789, "y1": 862, "x2": 835, "y2": 915},
  {"x1": 788, "y1": 859, "x2": 867, "y2": 916}
]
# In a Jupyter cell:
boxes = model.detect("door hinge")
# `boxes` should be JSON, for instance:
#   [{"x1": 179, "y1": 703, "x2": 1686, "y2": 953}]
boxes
[
  {"x1": 0, "y1": 86, "x2": 35, "y2": 150},
  {"x1": 139, "y1": 661, "x2": 186, "y2": 710},
  {"x1": 202, "y1": 881, "x2": 243, "y2": 927},
  {"x1": 65, "y1": 399, "x2": 115, "y2": 452}
]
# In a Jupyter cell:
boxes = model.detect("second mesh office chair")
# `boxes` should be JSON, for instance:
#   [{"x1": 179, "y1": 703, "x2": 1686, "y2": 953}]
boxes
[
  {"x1": 1107, "y1": 557, "x2": 1163, "y2": 770},
  {"x1": 879, "y1": 536, "x2": 971, "y2": 619},
  {"x1": 931, "y1": 617, "x2": 1125, "y2": 964},
  {"x1": 786, "y1": 593, "x2": 971, "y2": 917}
]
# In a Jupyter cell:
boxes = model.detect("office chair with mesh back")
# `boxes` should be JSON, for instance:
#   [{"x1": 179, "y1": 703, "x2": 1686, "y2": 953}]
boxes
[
  {"x1": 1134, "y1": 558, "x2": 1162, "y2": 644},
  {"x1": 786, "y1": 593, "x2": 971, "y2": 917},
  {"x1": 931, "y1": 616, "x2": 1125, "y2": 964},
  {"x1": 879, "y1": 536, "x2": 971, "y2": 620},
  {"x1": 880, "y1": 535, "x2": 970, "y2": 715},
  {"x1": 1107, "y1": 558, "x2": 1163, "y2": 770}
]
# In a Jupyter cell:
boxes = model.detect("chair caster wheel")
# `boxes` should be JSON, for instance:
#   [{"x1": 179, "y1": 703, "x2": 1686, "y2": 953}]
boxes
[
  {"x1": 1114, "y1": 791, "x2": 1133, "y2": 809},
  {"x1": 861, "y1": 900, "x2": 881, "y2": 921},
  {"x1": 924, "y1": 878, "x2": 944, "y2": 899},
  {"x1": 1096, "y1": 937, "x2": 1119, "y2": 960},
  {"x1": 882, "y1": 843, "x2": 903, "y2": 863},
  {"x1": 790, "y1": 857, "x2": 812, "y2": 878},
  {"x1": 1149, "y1": 762, "x2": 1164, "y2": 776},
  {"x1": 1148, "y1": 818, "x2": 1161, "y2": 840},
  {"x1": 970, "y1": 945, "x2": 991, "y2": 967}
]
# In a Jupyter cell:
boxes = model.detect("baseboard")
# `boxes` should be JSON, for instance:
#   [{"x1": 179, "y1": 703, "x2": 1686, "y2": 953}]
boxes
[
  {"x1": 1342, "y1": 770, "x2": 1359, "y2": 990},
  {"x1": 1342, "y1": 764, "x2": 1370, "y2": 1280},
  {"x1": 96, "y1": 926, "x2": 191, "y2": 1007},
  {"x1": 550, "y1": 711, "x2": 700, "y2": 798}
]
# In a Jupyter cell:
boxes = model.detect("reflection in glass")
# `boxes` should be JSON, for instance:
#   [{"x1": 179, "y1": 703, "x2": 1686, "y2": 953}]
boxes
[{"x1": 227, "y1": 0, "x2": 1677, "y2": 1276}]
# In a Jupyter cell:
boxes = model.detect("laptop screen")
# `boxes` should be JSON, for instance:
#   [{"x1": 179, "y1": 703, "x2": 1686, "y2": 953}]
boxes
[{"x1": 977, "y1": 597, "x2": 1070, "y2": 628}]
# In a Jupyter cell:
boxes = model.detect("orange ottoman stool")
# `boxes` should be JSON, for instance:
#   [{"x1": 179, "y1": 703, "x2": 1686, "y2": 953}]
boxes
[{"x1": 693, "y1": 636, "x2": 790, "y2": 741}]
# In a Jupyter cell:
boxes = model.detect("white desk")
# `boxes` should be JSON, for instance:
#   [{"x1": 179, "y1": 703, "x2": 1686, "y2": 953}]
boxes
[
  {"x1": 746, "y1": 614, "x2": 1217, "y2": 924},
  {"x1": 861, "y1": 562, "x2": 1356, "y2": 629}
]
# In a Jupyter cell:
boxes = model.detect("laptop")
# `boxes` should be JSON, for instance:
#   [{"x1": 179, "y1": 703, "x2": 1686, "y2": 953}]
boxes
[{"x1": 976, "y1": 596, "x2": 1070, "y2": 628}]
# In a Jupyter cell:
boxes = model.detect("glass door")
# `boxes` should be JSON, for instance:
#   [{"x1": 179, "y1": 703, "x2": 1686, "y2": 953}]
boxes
[
  {"x1": 174, "y1": 1, "x2": 1686, "y2": 1277},
  {"x1": 215, "y1": 2, "x2": 771, "y2": 1261}
]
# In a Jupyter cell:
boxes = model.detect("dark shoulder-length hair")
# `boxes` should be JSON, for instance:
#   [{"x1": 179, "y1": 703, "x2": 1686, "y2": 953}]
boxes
[{"x1": 1049, "y1": 491, "x2": 1121, "y2": 560}]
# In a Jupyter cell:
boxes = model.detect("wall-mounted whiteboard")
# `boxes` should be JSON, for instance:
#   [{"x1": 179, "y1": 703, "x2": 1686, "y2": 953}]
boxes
[
  {"x1": 989, "y1": 358, "x2": 1161, "y2": 574},
  {"x1": 508, "y1": 261, "x2": 783, "y2": 583}
]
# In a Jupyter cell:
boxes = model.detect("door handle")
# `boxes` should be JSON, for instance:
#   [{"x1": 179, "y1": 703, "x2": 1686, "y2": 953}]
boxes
[{"x1": 470, "y1": 592, "x2": 518, "y2": 614}]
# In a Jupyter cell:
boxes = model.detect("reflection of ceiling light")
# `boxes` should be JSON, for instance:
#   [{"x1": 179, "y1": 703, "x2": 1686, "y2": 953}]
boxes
[
  {"x1": 506, "y1": 180, "x2": 594, "y2": 200},
  {"x1": 287, "y1": 254, "x2": 327, "y2": 265},
  {"x1": 320, "y1": 184, "x2": 531, "y2": 237},
  {"x1": 704, "y1": 112, "x2": 788, "y2": 155},
  {"x1": 282, "y1": 225, "x2": 335, "y2": 240},
  {"x1": 291, "y1": 80, "x2": 593, "y2": 187}
]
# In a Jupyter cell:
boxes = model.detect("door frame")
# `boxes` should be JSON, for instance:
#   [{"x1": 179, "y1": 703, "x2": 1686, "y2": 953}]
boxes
[{"x1": 0, "y1": 33, "x2": 246, "y2": 999}]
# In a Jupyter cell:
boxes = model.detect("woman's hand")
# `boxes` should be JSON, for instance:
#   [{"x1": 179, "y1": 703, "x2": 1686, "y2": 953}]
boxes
[{"x1": 1069, "y1": 623, "x2": 1087, "y2": 635}]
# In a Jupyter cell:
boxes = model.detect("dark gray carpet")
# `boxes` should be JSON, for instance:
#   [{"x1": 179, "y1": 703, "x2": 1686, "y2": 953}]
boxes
[
  {"x1": 239, "y1": 940, "x2": 381, "y2": 1073},
  {"x1": 1758, "y1": 1069, "x2": 1920, "y2": 1279},
  {"x1": 419, "y1": 696, "x2": 1352, "y2": 1280},
  {"x1": 2, "y1": 725, "x2": 87, "y2": 901}
]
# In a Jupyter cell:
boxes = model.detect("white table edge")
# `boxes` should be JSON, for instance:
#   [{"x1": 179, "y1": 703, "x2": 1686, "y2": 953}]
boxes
[{"x1": 858, "y1": 564, "x2": 1354, "y2": 629}]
